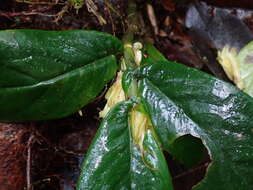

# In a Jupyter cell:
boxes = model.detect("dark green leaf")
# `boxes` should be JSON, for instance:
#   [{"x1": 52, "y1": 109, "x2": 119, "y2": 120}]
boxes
[
  {"x1": 142, "y1": 43, "x2": 167, "y2": 64},
  {"x1": 0, "y1": 30, "x2": 122, "y2": 121},
  {"x1": 136, "y1": 60, "x2": 253, "y2": 190},
  {"x1": 167, "y1": 134, "x2": 205, "y2": 168},
  {"x1": 122, "y1": 68, "x2": 135, "y2": 95},
  {"x1": 77, "y1": 101, "x2": 173, "y2": 190}
]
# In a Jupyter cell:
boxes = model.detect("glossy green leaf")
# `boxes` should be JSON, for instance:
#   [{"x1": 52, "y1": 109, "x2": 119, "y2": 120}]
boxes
[
  {"x1": 135, "y1": 60, "x2": 253, "y2": 190},
  {"x1": 122, "y1": 68, "x2": 135, "y2": 95},
  {"x1": 77, "y1": 101, "x2": 173, "y2": 190},
  {"x1": 0, "y1": 30, "x2": 122, "y2": 121},
  {"x1": 123, "y1": 68, "x2": 205, "y2": 168},
  {"x1": 142, "y1": 43, "x2": 167, "y2": 64}
]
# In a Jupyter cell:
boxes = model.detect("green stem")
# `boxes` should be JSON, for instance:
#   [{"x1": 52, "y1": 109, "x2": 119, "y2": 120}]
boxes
[
  {"x1": 123, "y1": 0, "x2": 139, "y2": 44},
  {"x1": 122, "y1": 0, "x2": 141, "y2": 68},
  {"x1": 120, "y1": 0, "x2": 141, "y2": 97}
]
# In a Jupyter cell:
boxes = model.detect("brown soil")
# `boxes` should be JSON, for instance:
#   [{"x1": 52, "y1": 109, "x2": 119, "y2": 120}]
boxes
[{"x1": 0, "y1": 0, "x2": 252, "y2": 190}]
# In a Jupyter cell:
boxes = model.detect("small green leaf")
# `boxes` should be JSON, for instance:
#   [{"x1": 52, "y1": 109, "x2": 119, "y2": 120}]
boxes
[
  {"x1": 142, "y1": 43, "x2": 167, "y2": 64},
  {"x1": 0, "y1": 30, "x2": 122, "y2": 121},
  {"x1": 68, "y1": 0, "x2": 84, "y2": 9},
  {"x1": 136, "y1": 60, "x2": 253, "y2": 190},
  {"x1": 77, "y1": 101, "x2": 173, "y2": 190},
  {"x1": 122, "y1": 68, "x2": 136, "y2": 94}
]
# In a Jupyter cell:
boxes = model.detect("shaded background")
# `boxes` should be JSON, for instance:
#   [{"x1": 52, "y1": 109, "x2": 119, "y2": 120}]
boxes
[{"x1": 0, "y1": 0, "x2": 253, "y2": 189}]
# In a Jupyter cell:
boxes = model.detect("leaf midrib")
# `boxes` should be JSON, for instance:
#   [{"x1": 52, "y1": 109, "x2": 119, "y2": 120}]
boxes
[{"x1": 0, "y1": 55, "x2": 115, "y2": 90}]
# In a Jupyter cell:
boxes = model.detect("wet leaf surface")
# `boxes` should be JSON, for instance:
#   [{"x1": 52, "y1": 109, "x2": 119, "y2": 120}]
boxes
[
  {"x1": 0, "y1": 30, "x2": 121, "y2": 121},
  {"x1": 1, "y1": 1, "x2": 253, "y2": 190},
  {"x1": 136, "y1": 60, "x2": 253, "y2": 190},
  {"x1": 77, "y1": 101, "x2": 173, "y2": 190}
]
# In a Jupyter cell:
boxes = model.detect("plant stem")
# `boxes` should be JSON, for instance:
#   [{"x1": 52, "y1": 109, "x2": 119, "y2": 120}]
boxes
[
  {"x1": 122, "y1": 0, "x2": 141, "y2": 68},
  {"x1": 123, "y1": 0, "x2": 139, "y2": 44}
]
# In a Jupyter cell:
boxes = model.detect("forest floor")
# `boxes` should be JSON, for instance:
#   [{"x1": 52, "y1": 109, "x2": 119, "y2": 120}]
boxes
[{"x1": 0, "y1": 0, "x2": 253, "y2": 190}]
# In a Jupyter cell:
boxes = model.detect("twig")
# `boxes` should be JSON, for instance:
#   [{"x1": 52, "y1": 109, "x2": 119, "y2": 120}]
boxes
[
  {"x1": 146, "y1": 3, "x2": 158, "y2": 35},
  {"x1": 105, "y1": 2, "x2": 115, "y2": 35},
  {"x1": 54, "y1": 4, "x2": 69, "y2": 22},
  {"x1": 0, "y1": 6, "x2": 55, "y2": 20},
  {"x1": 26, "y1": 135, "x2": 35, "y2": 190},
  {"x1": 0, "y1": 10, "x2": 42, "y2": 17},
  {"x1": 16, "y1": 0, "x2": 63, "y2": 5},
  {"x1": 103, "y1": 0, "x2": 126, "y2": 32},
  {"x1": 86, "y1": 0, "x2": 107, "y2": 25},
  {"x1": 173, "y1": 162, "x2": 209, "y2": 180}
]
